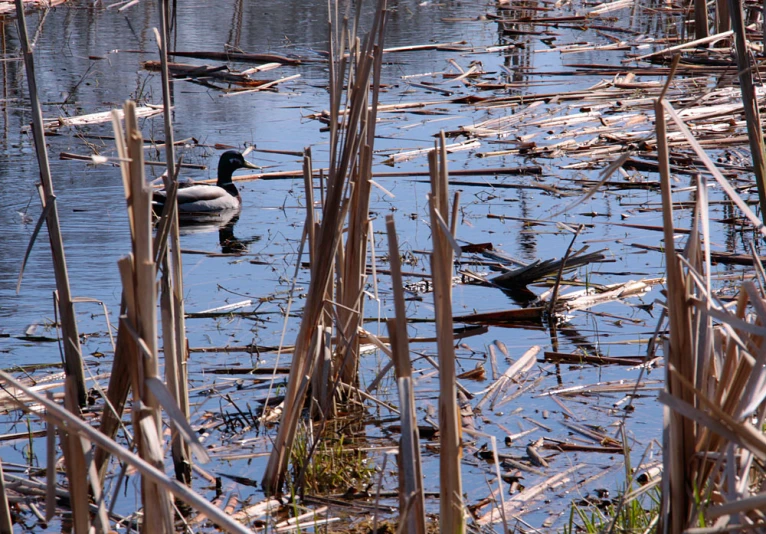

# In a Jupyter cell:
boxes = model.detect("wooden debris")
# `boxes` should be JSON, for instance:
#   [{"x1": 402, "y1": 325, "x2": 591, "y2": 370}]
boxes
[{"x1": 168, "y1": 50, "x2": 306, "y2": 65}]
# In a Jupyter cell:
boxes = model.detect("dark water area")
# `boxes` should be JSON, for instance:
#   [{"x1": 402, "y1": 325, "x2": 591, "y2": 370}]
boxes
[{"x1": 0, "y1": 0, "x2": 756, "y2": 530}]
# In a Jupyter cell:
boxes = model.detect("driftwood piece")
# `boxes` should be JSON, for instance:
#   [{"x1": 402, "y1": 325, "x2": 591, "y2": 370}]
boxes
[
  {"x1": 168, "y1": 50, "x2": 306, "y2": 65},
  {"x1": 491, "y1": 249, "x2": 607, "y2": 289},
  {"x1": 142, "y1": 60, "x2": 273, "y2": 86}
]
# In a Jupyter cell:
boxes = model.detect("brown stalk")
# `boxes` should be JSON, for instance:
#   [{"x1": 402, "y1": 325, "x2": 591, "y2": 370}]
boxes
[
  {"x1": 728, "y1": 0, "x2": 766, "y2": 222},
  {"x1": 60, "y1": 376, "x2": 91, "y2": 532},
  {"x1": 261, "y1": 0, "x2": 389, "y2": 495},
  {"x1": 385, "y1": 215, "x2": 426, "y2": 534},
  {"x1": 13, "y1": 0, "x2": 86, "y2": 407},
  {"x1": 428, "y1": 137, "x2": 464, "y2": 534},
  {"x1": 0, "y1": 459, "x2": 11, "y2": 534},
  {"x1": 546, "y1": 224, "x2": 584, "y2": 317},
  {"x1": 45, "y1": 394, "x2": 56, "y2": 522},
  {"x1": 0, "y1": 371, "x2": 251, "y2": 534},
  {"x1": 655, "y1": 91, "x2": 694, "y2": 532},
  {"x1": 94, "y1": 303, "x2": 132, "y2": 481},
  {"x1": 303, "y1": 148, "x2": 316, "y2": 265},
  {"x1": 695, "y1": 0, "x2": 709, "y2": 39},
  {"x1": 156, "y1": 0, "x2": 191, "y2": 486},
  {"x1": 120, "y1": 101, "x2": 174, "y2": 533}
]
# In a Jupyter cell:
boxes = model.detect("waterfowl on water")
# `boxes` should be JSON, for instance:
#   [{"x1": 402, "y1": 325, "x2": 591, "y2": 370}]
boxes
[{"x1": 153, "y1": 150, "x2": 258, "y2": 213}]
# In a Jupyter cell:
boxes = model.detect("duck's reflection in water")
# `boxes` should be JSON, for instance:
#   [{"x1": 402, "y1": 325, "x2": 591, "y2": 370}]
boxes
[{"x1": 176, "y1": 210, "x2": 260, "y2": 253}]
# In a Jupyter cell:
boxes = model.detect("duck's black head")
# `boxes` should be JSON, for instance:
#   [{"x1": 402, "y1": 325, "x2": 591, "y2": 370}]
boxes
[{"x1": 217, "y1": 150, "x2": 258, "y2": 186}]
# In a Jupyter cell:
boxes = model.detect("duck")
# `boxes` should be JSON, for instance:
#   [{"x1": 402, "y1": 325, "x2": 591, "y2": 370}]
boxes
[{"x1": 153, "y1": 150, "x2": 258, "y2": 214}]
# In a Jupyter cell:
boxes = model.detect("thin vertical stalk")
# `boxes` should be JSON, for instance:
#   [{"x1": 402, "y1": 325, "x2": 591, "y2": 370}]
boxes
[
  {"x1": 122, "y1": 101, "x2": 174, "y2": 534},
  {"x1": 385, "y1": 215, "x2": 426, "y2": 534},
  {"x1": 0, "y1": 459, "x2": 12, "y2": 534},
  {"x1": 14, "y1": 0, "x2": 85, "y2": 407},
  {"x1": 94, "y1": 113, "x2": 134, "y2": 480},
  {"x1": 156, "y1": 0, "x2": 191, "y2": 486},
  {"x1": 728, "y1": 0, "x2": 766, "y2": 221},
  {"x1": 429, "y1": 137, "x2": 464, "y2": 534},
  {"x1": 695, "y1": 0, "x2": 709, "y2": 38},
  {"x1": 655, "y1": 96, "x2": 693, "y2": 533},
  {"x1": 716, "y1": 0, "x2": 730, "y2": 34},
  {"x1": 61, "y1": 376, "x2": 90, "y2": 533}
]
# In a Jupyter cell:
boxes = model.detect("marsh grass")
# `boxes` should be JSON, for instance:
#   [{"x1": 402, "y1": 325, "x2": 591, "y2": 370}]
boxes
[
  {"x1": 291, "y1": 423, "x2": 375, "y2": 495},
  {"x1": 565, "y1": 485, "x2": 661, "y2": 534}
]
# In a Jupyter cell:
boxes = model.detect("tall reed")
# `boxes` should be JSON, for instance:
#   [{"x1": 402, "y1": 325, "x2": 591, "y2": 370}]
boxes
[
  {"x1": 155, "y1": 0, "x2": 192, "y2": 486},
  {"x1": 115, "y1": 101, "x2": 174, "y2": 532},
  {"x1": 428, "y1": 136, "x2": 464, "y2": 534},
  {"x1": 13, "y1": 0, "x2": 86, "y2": 407},
  {"x1": 262, "y1": 0, "x2": 389, "y2": 495},
  {"x1": 386, "y1": 215, "x2": 426, "y2": 534}
]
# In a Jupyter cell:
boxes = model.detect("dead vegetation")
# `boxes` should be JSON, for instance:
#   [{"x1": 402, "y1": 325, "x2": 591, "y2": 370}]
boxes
[{"x1": 3, "y1": 0, "x2": 766, "y2": 531}]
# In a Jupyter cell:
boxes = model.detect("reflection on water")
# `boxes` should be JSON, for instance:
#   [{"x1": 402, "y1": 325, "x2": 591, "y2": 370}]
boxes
[
  {"x1": 175, "y1": 211, "x2": 261, "y2": 253},
  {"x1": 218, "y1": 216, "x2": 260, "y2": 254}
]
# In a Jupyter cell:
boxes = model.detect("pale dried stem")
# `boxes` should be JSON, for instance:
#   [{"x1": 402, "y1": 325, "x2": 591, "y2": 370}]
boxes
[
  {"x1": 428, "y1": 138, "x2": 464, "y2": 534},
  {"x1": 13, "y1": 0, "x2": 86, "y2": 406}
]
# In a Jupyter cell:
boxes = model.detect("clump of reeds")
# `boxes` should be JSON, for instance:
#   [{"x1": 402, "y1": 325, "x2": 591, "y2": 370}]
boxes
[
  {"x1": 261, "y1": 0, "x2": 389, "y2": 496},
  {"x1": 655, "y1": 56, "x2": 766, "y2": 531}
]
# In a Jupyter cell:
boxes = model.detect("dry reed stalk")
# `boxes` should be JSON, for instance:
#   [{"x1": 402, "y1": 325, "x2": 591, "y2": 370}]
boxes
[
  {"x1": 261, "y1": 0, "x2": 389, "y2": 495},
  {"x1": 0, "y1": 459, "x2": 12, "y2": 534},
  {"x1": 59, "y1": 376, "x2": 93, "y2": 533},
  {"x1": 655, "y1": 88, "x2": 694, "y2": 532},
  {"x1": 0, "y1": 371, "x2": 251, "y2": 534},
  {"x1": 653, "y1": 59, "x2": 766, "y2": 529},
  {"x1": 728, "y1": 0, "x2": 766, "y2": 221},
  {"x1": 716, "y1": 0, "x2": 730, "y2": 33},
  {"x1": 45, "y1": 396, "x2": 56, "y2": 522},
  {"x1": 156, "y1": 0, "x2": 191, "y2": 486},
  {"x1": 625, "y1": 30, "x2": 733, "y2": 61},
  {"x1": 13, "y1": 0, "x2": 86, "y2": 407},
  {"x1": 695, "y1": 0, "x2": 709, "y2": 39},
  {"x1": 94, "y1": 288, "x2": 131, "y2": 477},
  {"x1": 116, "y1": 101, "x2": 174, "y2": 533},
  {"x1": 336, "y1": 5, "x2": 387, "y2": 388},
  {"x1": 428, "y1": 136, "x2": 464, "y2": 534},
  {"x1": 303, "y1": 148, "x2": 317, "y2": 265},
  {"x1": 385, "y1": 215, "x2": 426, "y2": 534}
]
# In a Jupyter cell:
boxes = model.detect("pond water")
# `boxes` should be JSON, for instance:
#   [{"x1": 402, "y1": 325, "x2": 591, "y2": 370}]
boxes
[{"x1": 0, "y1": 0, "x2": 755, "y2": 530}]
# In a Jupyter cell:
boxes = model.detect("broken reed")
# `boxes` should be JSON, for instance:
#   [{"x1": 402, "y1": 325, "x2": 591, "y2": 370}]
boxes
[
  {"x1": 155, "y1": 0, "x2": 192, "y2": 486},
  {"x1": 385, "y1": 215, "x2": 426, "y2": 534},
  {"x1": 261, "y1": 0, "x2": 389, "y2": 495},
  {"x1": 428, "y1": 135, "x2": 465, "y2": 534},
  {"x1": 117, "y1": 100, "x2": 175, "y2": 533},
  {"x1": 0, "y1": 370, "x2": 250, "y2": 534}
]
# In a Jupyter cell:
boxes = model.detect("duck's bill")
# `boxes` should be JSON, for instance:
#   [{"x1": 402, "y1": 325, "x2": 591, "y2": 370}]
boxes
[{"x1": 242, "y1": 160, "x2": 259, "y2": 170}]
